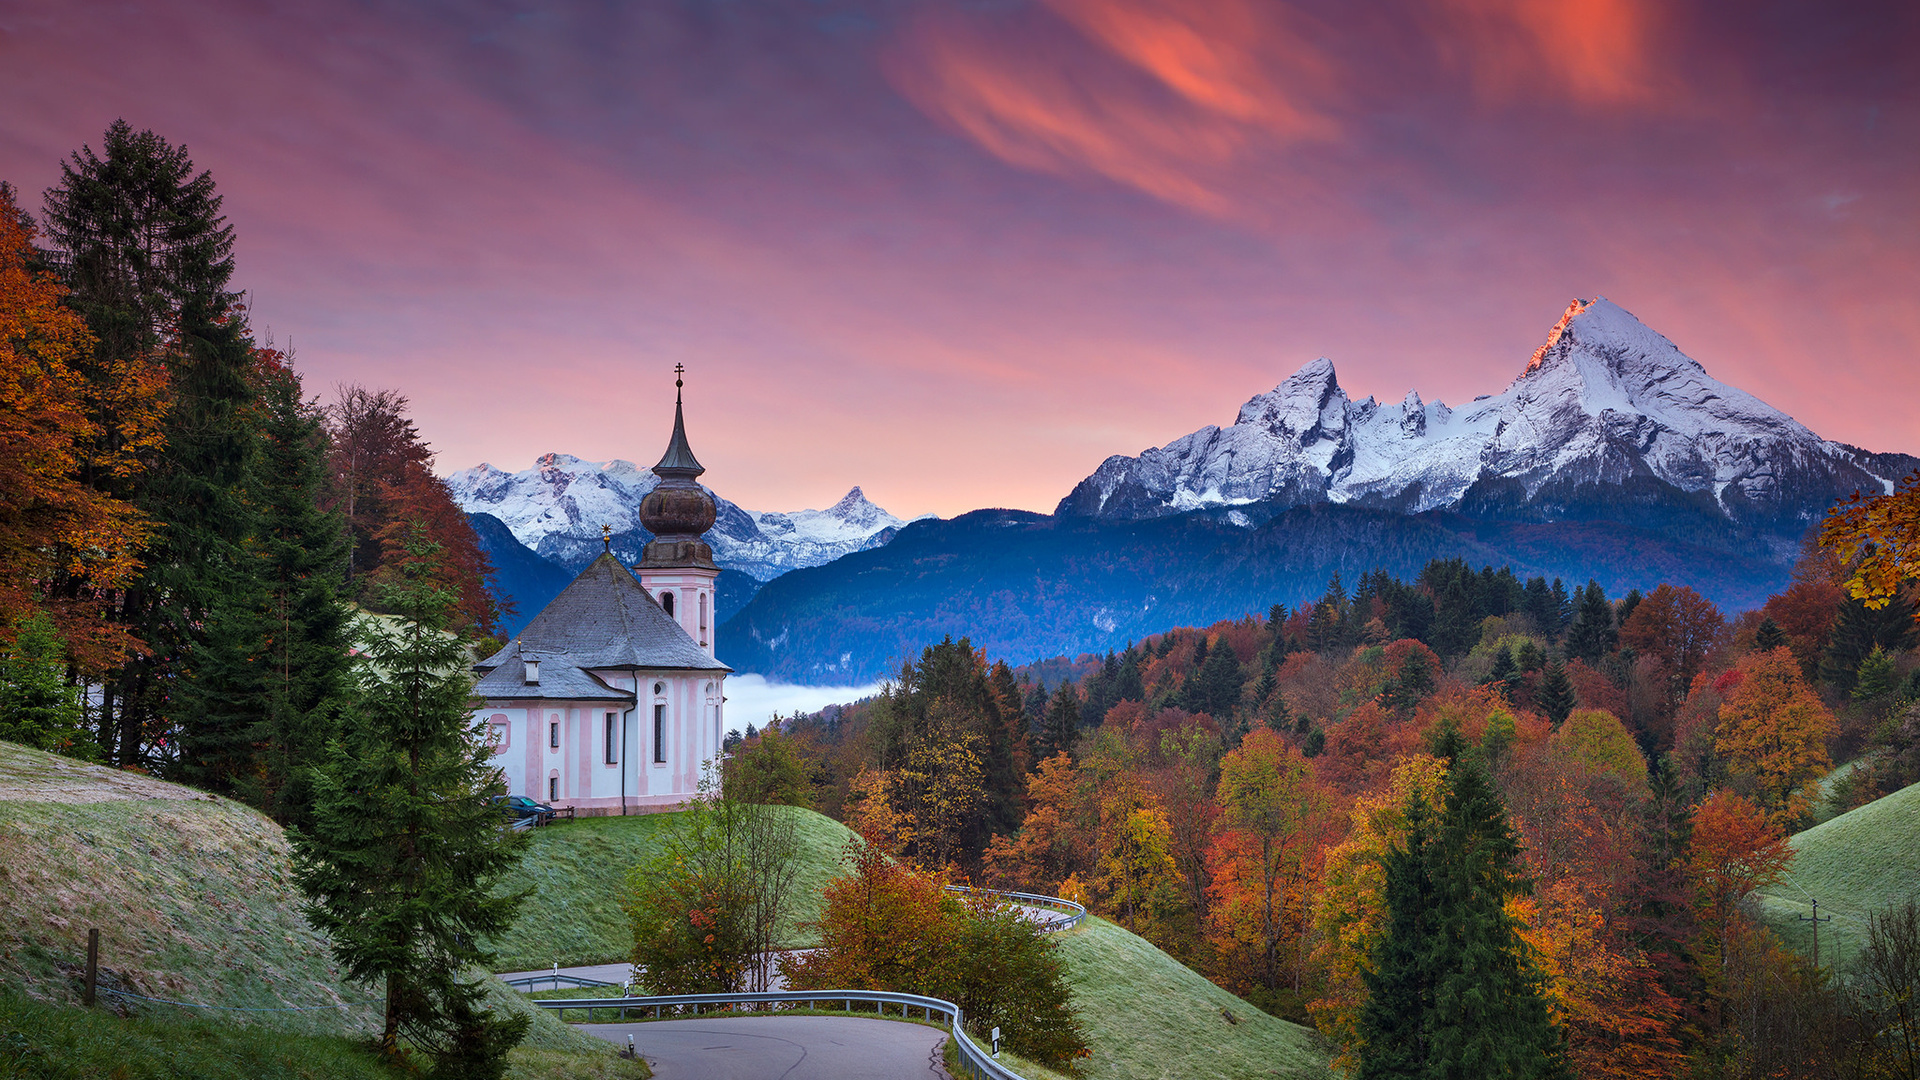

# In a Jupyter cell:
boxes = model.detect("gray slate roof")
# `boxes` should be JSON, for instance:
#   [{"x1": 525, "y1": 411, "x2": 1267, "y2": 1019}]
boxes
[
  {"x1": 472, "y1": 640, "x2": 633, "y2": 701},
  {"x1": 653, "y1": 397, "x2": 705, "y2": 476},
  {"x1": 476, "y1": 552, "x2": 729, "y2": 675}
]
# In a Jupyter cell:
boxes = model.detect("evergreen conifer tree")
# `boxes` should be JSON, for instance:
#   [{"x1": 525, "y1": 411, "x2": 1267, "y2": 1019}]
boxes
[
  {"x1": 1754, "y1": 617, "x2": 1788, "y2": 653},
  {"x1": 290, "y1": 526, "x2": 529, "y2": 1070},
  {"x1": 1386, "y1": 650, "x2": 1435, "y2": 714},
  {"x1": 1357, "y1": 750, "x2": 1569, "y2": 1080},
  {"x1": 1039, "y1": 683, "x2": 1081, "y2": 763},
  {"x1": 1484, "y1": 645, "x2": 1516, "y2": 700},
  {"x1": 1563, "y1": 581, "x2": 1616, "y2": 663},
  {"x1": 43, "y1": 121, "x2": 262, "y2": 769},
  {"x1": 0, "y1": 614, "x2": 98, "y2": 760},
  {"x1": 1536, "y1": 660, "x2": 1574, "y2": 726},
  {"x1": 1184, "y1": 641, "x2": 1244, "y2": 719},
  {"x1": 1113, "y1": 648, "x2": 1144, "y2": 703},
  {"x1": 1854, "y1": 646, "x2": 1898, "y2": 701},
  {"x1": 1821, "y1": 594, "x2": 1919, "y2": 695}
]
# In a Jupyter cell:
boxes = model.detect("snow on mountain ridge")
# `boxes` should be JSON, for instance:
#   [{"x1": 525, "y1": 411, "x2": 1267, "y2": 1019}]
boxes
[
  {"x1": 1058, "y1": 298, "x2": 1902, "y2": 530},
  {"x1": 446, "y1": 457, "x2": 915, "y2": 581}
]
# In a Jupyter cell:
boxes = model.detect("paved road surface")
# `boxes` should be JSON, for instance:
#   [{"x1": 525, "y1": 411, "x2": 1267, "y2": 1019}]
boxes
[{"x1": 579, "y1": 1015, "x2": 950, "y2": 1080}]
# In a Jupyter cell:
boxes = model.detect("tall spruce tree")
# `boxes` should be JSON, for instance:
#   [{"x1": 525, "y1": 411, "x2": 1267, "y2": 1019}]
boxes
[
  {"x1": 1562, "y1": 581, "x2": 1615, "y2": 664},
  {"x1": 43, "y1": 121, "x2": 260, "y2": 769},
  {"x1": 290, "y1": 526, "x2": 528, "y2": 1071},
  {"x1": 1358, "y1": 748, "x2": 1569, "y2": 1080},
  {"x1": 1039, "y1": 683, "x2": 1081, "y2": 763},
  {"x1": 248, "y1": 360, "x2": 352, "y2": 825},
  {"x1": 1536, "y1": 660, "x2": 1574, "y2": 727}
]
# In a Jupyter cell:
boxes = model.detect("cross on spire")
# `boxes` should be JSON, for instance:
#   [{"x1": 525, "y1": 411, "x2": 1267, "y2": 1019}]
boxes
[
  {"x1": 675, "y1": 363, "x2": 685, "y2": 404},
  {"x1": 602, "y1": 523, "x2": 612, "y2": 552}
]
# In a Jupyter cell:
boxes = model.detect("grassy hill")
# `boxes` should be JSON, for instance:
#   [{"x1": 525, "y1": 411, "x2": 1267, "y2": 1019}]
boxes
[
  {"x1": 1752, "y1": 779, "x2": 1920, "y2": 971},
  {"x1": 997, "y1": 917, "x2": 1331, "y2": 1080},
  {"x1": 488, "y1": 804, "x2": 861, "y2": 971},
  {"x1": 0, "y1": 740, "x2": 640, "y2": 1079}
]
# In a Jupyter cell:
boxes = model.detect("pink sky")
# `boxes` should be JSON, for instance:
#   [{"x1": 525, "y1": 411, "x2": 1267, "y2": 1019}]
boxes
[{"x1": 2, "y1": 0, "x2": 1915, "y2": 518}]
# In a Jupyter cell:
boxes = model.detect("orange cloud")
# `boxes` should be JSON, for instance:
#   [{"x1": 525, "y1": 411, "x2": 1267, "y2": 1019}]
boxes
[
  {"x1": 886, "y1": 0, "x2": 1336, "y2": 216},
  {"x1": 1436, "y1": 0, "x2": 1666, "y2": 105}
]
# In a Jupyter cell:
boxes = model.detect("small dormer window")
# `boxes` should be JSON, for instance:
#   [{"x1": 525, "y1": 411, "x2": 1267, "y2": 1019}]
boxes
[
  {"x1": 661, "y1": 591, "x2": 675, "y2": 617},
  {"x1": 523, "y1": 659, "x2": 539, "y2": 684}
]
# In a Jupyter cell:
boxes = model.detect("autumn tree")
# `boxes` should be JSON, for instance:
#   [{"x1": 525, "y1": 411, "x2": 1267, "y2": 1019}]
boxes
[
  {"x1": 1310, "y1": 754, "x2": 1450, "y2": 1063},
  {"x1": 1206, "y1": 729, "x2": 1330, "y2": 1018},
  {"x1": 782, "y1": 840, "x2": 1087, "y2": 1066},
  {"x1": 0, "y1": 182, "x2": 148, "y2": 665},
  {"x1": 1821, "y1": 468, "x2": 1920, "y2": 622},
  {"x1": 982, "y1": 752, "x2": 1095, "y2": 895},
  {"x1": 1715, "y1": 647, "x2": 1835, "y2": 828},
  {"x1": 1619, "y1": 584, "x2": 1724, "y2": 702},
  {"x1": 324, "y1": 385, "x2": 501, "y2": 637}
]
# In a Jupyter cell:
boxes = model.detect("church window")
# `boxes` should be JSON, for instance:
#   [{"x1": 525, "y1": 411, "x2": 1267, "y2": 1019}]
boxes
[
  {"x1": 654, "y1": 703, "x2": 667, "y2": 763},
  {"x1": 605, "y1": 712, "x2": 618, "y2": 764},
  {"x1": 661, "y1": 591, "x2": 675, "y2": 616},
  {"x1": 699, "y1": 592, "x2": 707, "y2": 635},
  {"x1": 549, "y1": 721, "x2": 559, "y2": 749},
  {"x1": 549, "y1": 776, "x2": 559, "y2": 801}
]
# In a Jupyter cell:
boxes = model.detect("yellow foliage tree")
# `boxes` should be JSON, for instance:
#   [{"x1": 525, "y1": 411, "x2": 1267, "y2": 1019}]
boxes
[
  {"x1": 1307, "y1": 753, "x2": 1448, "y2": 1065},
  {"x1": 1715, "y1": 647, "x2": 1835, "y2": 828},
  {"x1": 1820, "y1": 469, "x2": 1920, "y2": 618}
]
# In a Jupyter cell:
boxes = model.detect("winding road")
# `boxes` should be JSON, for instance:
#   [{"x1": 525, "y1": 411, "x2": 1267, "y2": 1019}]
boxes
[{"x1": 578, "y1": 1014, "x2": 950, "y2": 1080}]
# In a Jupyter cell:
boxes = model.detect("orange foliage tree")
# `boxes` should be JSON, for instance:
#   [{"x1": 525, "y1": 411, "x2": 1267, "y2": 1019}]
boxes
[
  {"x1": 1684, "y1": 791, "x2": 1793, "y2": 961},
  {"x1": 1204, "y1": 729, "x2": 1332, "y2": 1016},
  {"x1": 1714, "y1": 648, "x2": 1835, "y2": 828},
  {"x1": 1620, "y1": 583, "x2": 1725, "y2": 699},
  {"x1": 0, "y1": 184, "x2": 149, "y2": 664},
  {"x1": 981, "y1": 751, "x2": 1094, "y2": 893}
]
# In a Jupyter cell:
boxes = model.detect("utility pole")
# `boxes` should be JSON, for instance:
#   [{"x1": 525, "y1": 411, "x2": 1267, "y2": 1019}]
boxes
[{"x1": 1798, "y1": 898, "x2": 1834, "y2": 968}]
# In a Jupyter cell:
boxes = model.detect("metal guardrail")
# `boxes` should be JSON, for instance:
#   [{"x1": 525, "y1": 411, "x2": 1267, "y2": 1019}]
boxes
[
  {"x1": 532, "y1": 989, "x2": 1024, "y2": 1080},
  {"x1": 500, "y1": 973, "x2": 620, "y2": 992},
  {"x1": 945, "y1": 885, "x2": 1087, "y2": 932}
]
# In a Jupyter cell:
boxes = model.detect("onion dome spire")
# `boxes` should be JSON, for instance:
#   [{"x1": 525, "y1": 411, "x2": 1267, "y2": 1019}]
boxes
[
  {"x1": 653, "y1": 364, "x2": 705, "y2": 479},
  {"x1": 638, "y1": 365, "x2": 717, "y2": 567}
]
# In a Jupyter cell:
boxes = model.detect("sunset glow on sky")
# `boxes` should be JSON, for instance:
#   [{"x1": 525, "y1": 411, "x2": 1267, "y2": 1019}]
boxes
[{"x1": 3, "y1": 1, "x2": 1916, "y2": 518}]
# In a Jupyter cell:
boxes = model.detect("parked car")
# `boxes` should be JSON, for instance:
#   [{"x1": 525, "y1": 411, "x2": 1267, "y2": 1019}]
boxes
[{"x1": 492, "y1": 794, "x2": 555, "y2": 826}]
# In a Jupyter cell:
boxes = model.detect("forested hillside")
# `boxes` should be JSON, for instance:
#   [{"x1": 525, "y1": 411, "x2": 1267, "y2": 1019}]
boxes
[{"x1": 727, "y1": 528, "x2": 1920, "y2": 1076}]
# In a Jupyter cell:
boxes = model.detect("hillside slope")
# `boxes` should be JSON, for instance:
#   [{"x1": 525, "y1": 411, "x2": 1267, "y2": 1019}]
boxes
[
  {"x1": 489, "y1": 805, "x2": 862, "y2": 970},
  {"x1": 0, "y1": 740, "x2": 634, "y2": 1077},
  {"x1": 1000, "y1": 917, "x2": 1331, "y2": 1080},
  {"x1": 1752, "y1": 780, "x2": 1920, "y2": 971}
]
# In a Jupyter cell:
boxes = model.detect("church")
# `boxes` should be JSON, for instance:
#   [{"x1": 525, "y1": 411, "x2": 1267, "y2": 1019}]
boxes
[{"x1": 469, "y1": 374, "x2": 731, "y2": 814}]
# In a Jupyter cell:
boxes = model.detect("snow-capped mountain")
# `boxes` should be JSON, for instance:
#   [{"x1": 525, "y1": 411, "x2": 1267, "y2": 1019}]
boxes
[
  {"x1": 446, "y1": 454, "x2": 916, "y2": 580},
  {"x1": 1058, "y1": 298, "x2": 1912, "y2": 552}
]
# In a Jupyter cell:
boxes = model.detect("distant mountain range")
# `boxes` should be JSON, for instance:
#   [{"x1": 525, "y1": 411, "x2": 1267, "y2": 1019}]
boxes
[
  {"x1": 718, "y1": 299, "x2": 1917, "y2": 683},
  {"x1": 448, "y1": 454, "x2": 917, "y2": 635}
]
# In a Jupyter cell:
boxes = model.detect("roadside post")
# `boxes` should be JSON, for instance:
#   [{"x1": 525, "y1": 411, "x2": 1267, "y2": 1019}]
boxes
[
  {"x1": 992, "y1": 1026, "x2": 1001, "y2": 1059},
  {"x1": 83, "y1": 929, "x2": 99, "y2": 1006}
]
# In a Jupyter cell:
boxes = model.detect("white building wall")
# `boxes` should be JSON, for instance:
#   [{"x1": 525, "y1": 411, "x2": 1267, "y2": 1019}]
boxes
[{"x1": 474, "y1": 668, "x2": 726, "y2": 814}]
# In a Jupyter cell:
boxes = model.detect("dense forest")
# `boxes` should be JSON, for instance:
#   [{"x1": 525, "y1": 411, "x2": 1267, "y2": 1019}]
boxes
[{"x1": 731, "y1": 542, "x2": 1920, "y2": 1077}]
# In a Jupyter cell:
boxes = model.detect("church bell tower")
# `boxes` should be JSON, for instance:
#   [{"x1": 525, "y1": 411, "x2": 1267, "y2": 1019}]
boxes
[{"x1": 635, "y1": 367, "x2": 720, "y2": 658}]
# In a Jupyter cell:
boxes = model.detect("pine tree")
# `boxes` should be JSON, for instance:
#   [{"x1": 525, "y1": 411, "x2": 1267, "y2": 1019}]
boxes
[
  {"x1": 290, "y1": 526, "x2": 529, "y2": 1069},
  {"x1": 1854, "y1": 645, "x2": 1898, "y2": 701},
  {"x1": 1820, "y1": 594, "x2": 1919, "y2": 695},
  {"x1": 1184, "y1": 641, "x2": 1244, "y2": 719},
  {"x1": 43, "y1": 121, "x2": 260, "y2": 769},
  {"x1": 1385, "y1": 650, "x2": 1435, "y2": 714},
  {"x1": 1536, "y1": 660, "x2": 1574, "y2": 726},
  {"x1": 1484, "y1": 645, "x2": 1517, "y2": 700},
  {"x1": 0, "y1": 613, "x2": 98, "y2": 760},
  {"x1": 1114, "y1": 648, "x2": 1144, "y2": 703},
  {"x1": 1563, "y1": 581, "x2": 1615, "y2": 663},
  {"x1": 1039, "y1": 683, "x2": 1081, "y2": 763},
  {"x1": 1357, "y1": 753, "x2": 1569, "y2": 1080}
]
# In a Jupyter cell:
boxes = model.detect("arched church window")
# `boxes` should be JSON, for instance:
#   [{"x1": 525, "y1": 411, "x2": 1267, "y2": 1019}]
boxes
[{"x1": 661, "y1": 591, "x2": 675, "y2": 616}]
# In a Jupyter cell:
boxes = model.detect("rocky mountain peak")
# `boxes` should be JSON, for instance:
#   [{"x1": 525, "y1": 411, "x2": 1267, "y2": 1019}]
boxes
[{"x1": 1235, "y1": 356, "x2": 1350, "y2": 442}]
